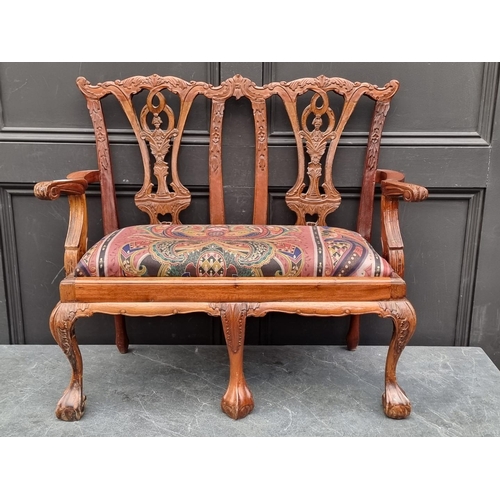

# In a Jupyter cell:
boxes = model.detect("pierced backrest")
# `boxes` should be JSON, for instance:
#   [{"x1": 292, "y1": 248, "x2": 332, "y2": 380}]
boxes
[
  {"x1": 77, "y1": 75, "x2": 207, "y2": 232},
  {"x1": 265, "y1": 77, "x2": 399, "y2": 237},
  {"x1": 77, "y1": 74, "x2": 399, "y2": 240}
]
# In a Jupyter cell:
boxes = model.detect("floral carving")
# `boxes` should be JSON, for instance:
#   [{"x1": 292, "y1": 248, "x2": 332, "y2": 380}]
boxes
[
  {"x1": 209, "y1": 100, "x2": 225, "y2": 174},
  {"x1": 87, "y1": 100, "x2": 111, "y2": 171},
  {"x1": 139, "y1": 89, "x2": 178, "y2": 198},
  {"x1": 366, "y1": 101, "x2": 390, "y2": 172},
  {"x1": 252, "y1": 102, "x2": 268, "y2": 172}
]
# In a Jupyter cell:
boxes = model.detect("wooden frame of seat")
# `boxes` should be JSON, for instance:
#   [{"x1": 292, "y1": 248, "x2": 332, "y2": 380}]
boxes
[{"x1": 34, "y1": 74, "x2": 428, "y2": 422}]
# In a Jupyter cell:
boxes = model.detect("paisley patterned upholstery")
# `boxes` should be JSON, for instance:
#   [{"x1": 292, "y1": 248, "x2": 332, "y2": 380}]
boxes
[{"x1": 75, "y1": 224, "x2": 394, "y2": 278}]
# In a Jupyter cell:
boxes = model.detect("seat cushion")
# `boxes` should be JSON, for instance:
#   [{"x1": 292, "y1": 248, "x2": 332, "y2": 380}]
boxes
[{"x1": 74, "y1": 224, "x2": 394, "y2": 278}]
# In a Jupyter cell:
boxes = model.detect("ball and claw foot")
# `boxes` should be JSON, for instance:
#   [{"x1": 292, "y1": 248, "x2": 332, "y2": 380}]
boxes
[
  {"x1": 221, "y1": 382, "x2": 254, "y2": 420},
  {"x1": 382, "y1": 382, "x2": 412, "y2": 419},
  {"x1": 55, "y1": 384, "x2": 86, "y2": 421}
]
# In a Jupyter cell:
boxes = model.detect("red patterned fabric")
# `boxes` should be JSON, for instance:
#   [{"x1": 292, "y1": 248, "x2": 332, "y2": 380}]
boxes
[{"x1": 75, "y1": 224, "x2": 394, "y2": 278}]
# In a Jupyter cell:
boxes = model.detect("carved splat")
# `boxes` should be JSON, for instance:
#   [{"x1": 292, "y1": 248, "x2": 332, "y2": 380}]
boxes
[
  {"x1": 285, "y1": 90, "x2": 341, "y2": 225},
  {"x1": 133, "y1": 88, "x2": 192, "y2": 223},
  {"x1": 276, "y1": 76, "x2": 400, "y2": 226},
  {"x1": 77, "y1": 75, "x2": 195, "y2": 225}
]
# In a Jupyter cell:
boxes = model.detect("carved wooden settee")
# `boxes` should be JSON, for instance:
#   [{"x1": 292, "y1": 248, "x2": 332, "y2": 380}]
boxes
[{"x1": 34, "y1": 73, "x2": 428, "y2": 422}]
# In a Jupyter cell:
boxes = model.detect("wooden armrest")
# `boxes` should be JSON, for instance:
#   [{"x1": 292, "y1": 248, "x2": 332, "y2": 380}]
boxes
[
  {"x1": 377, "y1": 169, "x2": 428, "y2": 202},
  {"x1": 381, "y1": 179, "x2": 428, "y2": 202},
  {"x1": 377, "y1": 169, "x2": 406, "y2": 182},
  {"x1": 33, "y1": 170, "x2": 99, "y2": 275},
  {"x1": 66, "y1": 170, "x2": 101, "y2": 183},
  {"x1": 34, "y1": 170, "x2": 100, "y2": 200}
]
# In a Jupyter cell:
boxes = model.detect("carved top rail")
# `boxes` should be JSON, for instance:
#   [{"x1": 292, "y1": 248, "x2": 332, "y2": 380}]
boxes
[{"x1": 77, "y1": 74, "x2": 399, "y2": 231}]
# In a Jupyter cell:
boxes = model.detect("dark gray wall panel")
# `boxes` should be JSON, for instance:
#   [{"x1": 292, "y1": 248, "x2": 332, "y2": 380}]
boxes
[{"x1": 0, "y1": 186, "x2": 26, "y2": 343}]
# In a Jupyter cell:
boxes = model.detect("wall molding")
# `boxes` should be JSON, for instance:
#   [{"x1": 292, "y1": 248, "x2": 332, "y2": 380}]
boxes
[
  {"x1": 0, "y1": 186, "x2": 26, "y2": 343},
  {"x1": 451, "y1": 189, "x2": 485, "y2": 346},
  {"x1": 477, "y1": 61, "x2": 499, "y2": 143},
  {"x1": 3, "y1": 128, "x2": 490, "y2": 147}
]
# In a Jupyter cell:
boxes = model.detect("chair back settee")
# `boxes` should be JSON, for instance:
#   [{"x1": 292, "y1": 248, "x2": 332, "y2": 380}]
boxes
[{"x1": 34, "y1": 74, "x2": 428, "y2": 422}]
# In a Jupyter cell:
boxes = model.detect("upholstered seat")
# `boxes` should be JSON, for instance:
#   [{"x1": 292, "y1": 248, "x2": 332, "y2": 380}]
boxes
[{"x1": 74, "y1": 224, "x2": 393, "y2": 279}]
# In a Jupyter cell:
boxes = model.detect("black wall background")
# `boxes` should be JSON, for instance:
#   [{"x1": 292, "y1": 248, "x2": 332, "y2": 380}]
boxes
[{"x1": 1, "y1": 61, "x2": 499, "y2": 368}]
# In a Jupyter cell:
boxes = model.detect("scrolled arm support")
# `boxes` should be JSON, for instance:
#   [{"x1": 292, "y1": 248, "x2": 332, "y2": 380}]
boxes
[
  {"x1": 34, "y1": 170, "x2": 100, "y2": 200},
  {"x1": 34, "y1": 170, "x2": 100, "y2": 275},
  {"x1": 381, "y1": 179, "x2": 428, "y2": 202},
  {"x1": 376, "y1": 170, "x2": 428, "y2": 277},
  {"x1": 34, "y1": 179, "x2": 88, "y2": 200},
  {"x1": 377, "y1": 169, "x2": 429, "y2": 202}
]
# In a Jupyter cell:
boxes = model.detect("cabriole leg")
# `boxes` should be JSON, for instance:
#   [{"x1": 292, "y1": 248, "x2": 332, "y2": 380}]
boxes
[
  {"x1": 219, "y1": 303, "x2": 254, "y2": 419},
  {"x1": 49, "y1": 302, "x2": 92, "y2": 421},
  {"x1": 381, "y1": 300, "x2": 417, "y2": 419}
]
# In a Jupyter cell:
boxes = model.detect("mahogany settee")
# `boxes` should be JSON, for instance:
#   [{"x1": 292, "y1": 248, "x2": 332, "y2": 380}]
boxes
[{"x1": 34, "y1": 73, "x2": 428, "y2": 422}]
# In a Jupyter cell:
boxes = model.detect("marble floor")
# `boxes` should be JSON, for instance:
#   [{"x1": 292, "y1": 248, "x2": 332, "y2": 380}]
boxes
[{"x1": 1, "y1": 344, "x2": 500, "y2": 437}]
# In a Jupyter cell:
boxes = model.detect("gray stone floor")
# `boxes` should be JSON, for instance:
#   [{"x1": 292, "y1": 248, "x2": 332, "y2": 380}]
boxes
[{"x1": 1, "y1": 344, "x2": 500, "y2": 437}]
